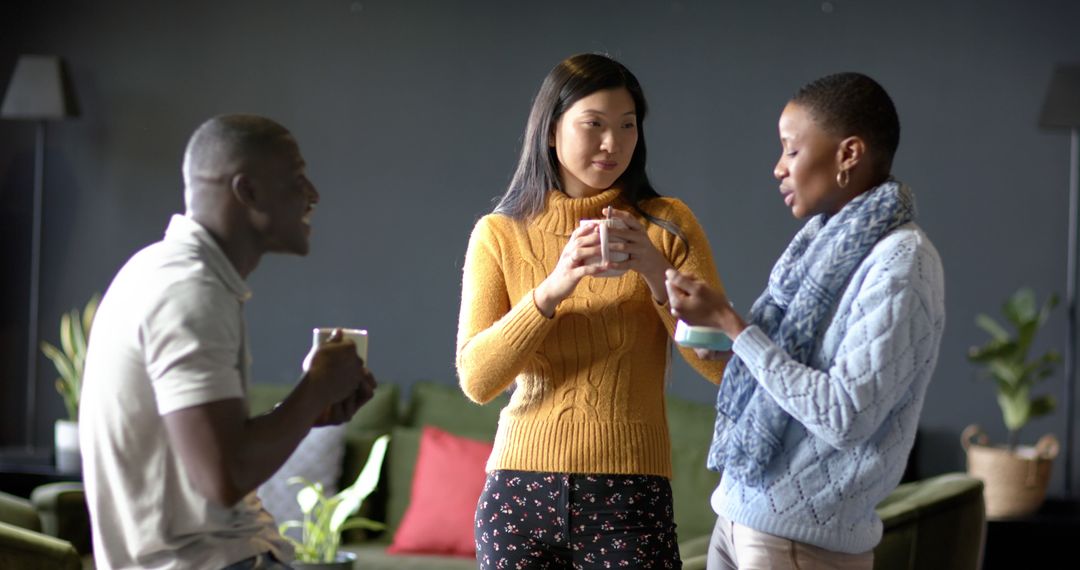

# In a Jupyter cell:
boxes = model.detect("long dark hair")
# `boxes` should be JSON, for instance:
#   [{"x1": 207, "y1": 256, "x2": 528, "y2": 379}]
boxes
[{"x1": 494, "y1": 53, "x2": 664, "y2": 222}]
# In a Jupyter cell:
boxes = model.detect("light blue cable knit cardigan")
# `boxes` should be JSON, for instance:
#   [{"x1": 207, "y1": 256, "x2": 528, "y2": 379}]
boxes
[{"x1": 711, "y1": 222, "x2": 946, "y2": 554}]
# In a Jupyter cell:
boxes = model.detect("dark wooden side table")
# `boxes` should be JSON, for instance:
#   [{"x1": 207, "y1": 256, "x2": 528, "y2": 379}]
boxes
[
  {"x1": 983, "y1": 498, "x2": 1080, "y2": 569},
  {"x1": 0, "y1": 447, "x2": 81, "y2": 498}
]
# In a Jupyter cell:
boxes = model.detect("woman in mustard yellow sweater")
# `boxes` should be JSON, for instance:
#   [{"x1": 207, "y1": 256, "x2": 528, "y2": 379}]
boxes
[{"x1": 456, "y1": 53, "x2": 726, "y2": 569}]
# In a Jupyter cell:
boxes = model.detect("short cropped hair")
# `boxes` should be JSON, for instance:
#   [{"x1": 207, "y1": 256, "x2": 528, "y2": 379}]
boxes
[
  {"x1": 183, "y1": 114, "x2": 292, "y2": 183},
  {"x1": 791, "y1": 73, "x2": 900, "y2": 180}
]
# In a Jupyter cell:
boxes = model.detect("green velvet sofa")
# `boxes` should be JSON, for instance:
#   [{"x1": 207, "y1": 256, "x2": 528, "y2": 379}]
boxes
[
  {"x1": 246, "y1": 381, "x2": 725, "y2": 569},
  {"x1": 249, "y1": 381, "x2": 986, "y2": 570},
  {"x1": 10, "y1": 380, "x2": 986, "y2": 569}
]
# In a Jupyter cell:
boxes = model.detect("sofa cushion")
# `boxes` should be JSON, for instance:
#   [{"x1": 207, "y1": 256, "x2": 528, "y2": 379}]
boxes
[
  {"x1": 384, "y1": 424, "x2": 495, "y2": 534},
  {"x1": 404, "y1": 381, "x2": 507, "y2": 437},
  {"x1": 385, "y1": 426, "x2": 423, "y2": 533},
  {"x1": 248, "y1": 382, "x2": 400, "y2": 537},
  {"x1": 257, "y1": 424, "x2": 348, "y2": 539},
  {"x1": 381, "y1": 380, "x2": 502, "y2": 536},
  {"x1": 338, "y1": 384, "x2": 400, "y2": 488},
  {"x1": 387, "y1": 427, "x2": 492, "y2": 557},
  {"x1": 247, "y1": 382, "x2": 400, "y2": 489},
  {"x1": 247, "y1": 382, "x2": 399, "y2": 436}
]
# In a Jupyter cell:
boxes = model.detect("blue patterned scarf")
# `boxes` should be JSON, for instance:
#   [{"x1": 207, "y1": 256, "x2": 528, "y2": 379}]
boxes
[{"x1": 707, "y1": 180, "x2": 916, "y2": 485}]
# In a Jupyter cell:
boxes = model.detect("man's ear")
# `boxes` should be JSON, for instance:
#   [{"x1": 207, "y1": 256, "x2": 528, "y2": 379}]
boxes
[
  {"x1": 837, "y1": 136, "x2": 866, "y2": 171},
  {"x1": 231, "y1": 172, "x2": 257, "y2": 208}
]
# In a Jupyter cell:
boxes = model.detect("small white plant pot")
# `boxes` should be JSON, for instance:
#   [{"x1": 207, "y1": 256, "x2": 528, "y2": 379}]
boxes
[{"x1": 54, "y1": 419, "x2": 81, "y2": 473}]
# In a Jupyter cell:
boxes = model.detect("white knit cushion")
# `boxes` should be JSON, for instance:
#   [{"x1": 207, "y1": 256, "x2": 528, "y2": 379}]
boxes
[{"x1": 257, "y1": 424, "x2": 347, "y2": 538}]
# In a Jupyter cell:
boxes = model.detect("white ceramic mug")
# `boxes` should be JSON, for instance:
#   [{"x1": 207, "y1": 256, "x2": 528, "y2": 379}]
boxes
[
  {"x1": 579, "y1": 218, "x2": 629, "y2": 277},
  {"x1": 302, "y1": 327, "x2": 368, "y2": 371}
]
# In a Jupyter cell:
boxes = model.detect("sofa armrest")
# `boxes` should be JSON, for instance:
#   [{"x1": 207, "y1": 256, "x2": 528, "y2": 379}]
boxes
[
  {"x1": 31, "y1": 482, "x2": 91, "y2": 555},
  {"x1": 875, "y1": 472, "x2": 985, "y2": 570},
  {"x1": 0, "y1": 520, "x2": 81, "y2": 570},
  {"x1": 679, "y1": 533, "x2": 711, "y2": 570},
  {"x1": 0, "y1": 491, "x2": 42, "y2": 532}
]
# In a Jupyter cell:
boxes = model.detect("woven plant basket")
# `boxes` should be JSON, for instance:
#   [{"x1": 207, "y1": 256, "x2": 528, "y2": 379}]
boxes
[{"x1": 962, "y1": 424, "x2": 1059, "y2": 519}]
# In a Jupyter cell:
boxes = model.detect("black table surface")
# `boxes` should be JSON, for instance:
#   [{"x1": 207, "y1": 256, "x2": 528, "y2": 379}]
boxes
[{"x1": 983, "y1": 498, "x2": 1080, "y2": 569}]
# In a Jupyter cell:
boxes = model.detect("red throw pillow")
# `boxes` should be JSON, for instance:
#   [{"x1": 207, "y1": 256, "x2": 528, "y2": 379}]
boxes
[{"x1": 387, "y1": 426, "x2": 493, "y2": 557}]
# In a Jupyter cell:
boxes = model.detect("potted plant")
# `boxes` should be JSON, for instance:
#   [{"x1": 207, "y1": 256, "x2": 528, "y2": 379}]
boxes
[
  {"x1": 39, "y1": 293, "x2": 99, "y2": 473},
  {"x1": 281, "y1": 434, "x2": 390, "y2": 568},
  {"x1": 964, "y1": 287, "x2": 1061, "y2": 518}
]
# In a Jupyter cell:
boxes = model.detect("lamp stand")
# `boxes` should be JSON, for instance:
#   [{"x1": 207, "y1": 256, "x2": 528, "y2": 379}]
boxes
[
  {"x1": 1067, "y1": 127, "x2": 1079, "y2": 499},
  {"x1": 24, "y1": 120, "x2": 45, "y2": 449}
]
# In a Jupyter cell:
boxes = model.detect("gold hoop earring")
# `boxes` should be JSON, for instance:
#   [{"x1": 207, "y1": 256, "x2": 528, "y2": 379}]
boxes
[{"x1": 836, "y1": 169, "x2": 850, "y2": 189}]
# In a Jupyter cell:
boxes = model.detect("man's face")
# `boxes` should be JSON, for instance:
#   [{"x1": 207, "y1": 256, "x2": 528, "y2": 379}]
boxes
[{"x1": 248, "y1": 136, "x2": 319, "y2": 255}]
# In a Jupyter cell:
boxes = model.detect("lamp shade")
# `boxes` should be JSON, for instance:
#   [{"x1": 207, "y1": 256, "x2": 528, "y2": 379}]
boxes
[
  {"x1": 1, "y1": 55, "x2": 79, "y2": 120},
  {"x1": 1040, "y1": 64, "x2": 1080, "y2": 128}
]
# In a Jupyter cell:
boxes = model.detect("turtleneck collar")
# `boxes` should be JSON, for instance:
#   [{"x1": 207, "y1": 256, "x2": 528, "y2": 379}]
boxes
[{"x1": 533, "y1": 187, "x2": 625, "y2": 235}]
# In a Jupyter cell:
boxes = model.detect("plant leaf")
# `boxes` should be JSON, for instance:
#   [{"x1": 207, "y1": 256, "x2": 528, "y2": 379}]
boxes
[
  {"x1": 1003, "y1": 288, "x2": 1037, "y2": 327},
  {"x1": 71, "y1": 309, "x2": 87, "y2": 371},
  {"x1": 974, "y1": 314, "x2": 1010, "y2": 342},
  {"x1": 330, "y1": 434, "x2": 390, "y2": 532},
  {"x1": 972, "y1": 287, "x2": 1061, "y2": 435},
  {"x1": 297, "y1": 486, "x2": 320, "y2": 514},
  {"x1": 998, "y1": 387, "x2": 1031, "y2": 432},
  {"x1": 276, "y1": 523, "x2": 305, "y2": 553},
  {"x1": 988, "y1": 360, "x2": 1023, "y2": 387},
  {"x1": 967, "y1": 340, "x2": 1015, "y2": 363},
  {"x1": 39, "y1": 293, "x2": 100, "y2": 422},
  {"x1": 40, "y1": 342, "x2": 77, "y2": 385},
  {"x1": 1029, "y1": 395, "x2": 1056, "y2": 419},
  {"x1": 1037, "y1": 293, "x2": 1060, "y2": 328},
  {"x1": 83, "y1": 294, "x2": 100, "y2": 339},
  {"x1": 59, "y1": 312, "x2": 76, "y2": 360},
  {"x1": 338, "y1": 517, "x2": 387, "y2": 532}
]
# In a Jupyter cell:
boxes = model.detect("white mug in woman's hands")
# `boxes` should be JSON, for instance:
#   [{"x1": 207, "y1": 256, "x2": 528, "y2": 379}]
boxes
[{"x1": 578, "y1": 218, "x2": 629, "y2": 277}]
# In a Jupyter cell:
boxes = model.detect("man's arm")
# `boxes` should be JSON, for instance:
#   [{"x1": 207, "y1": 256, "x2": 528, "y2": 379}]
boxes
[{"x1": 163, "y1": 335, "x2": 374, "y2": 507}]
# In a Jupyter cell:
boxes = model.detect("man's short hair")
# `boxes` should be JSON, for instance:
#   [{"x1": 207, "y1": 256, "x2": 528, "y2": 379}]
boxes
[{"x1": 183, "y1": 114, "x2": 292, "y2": 183}]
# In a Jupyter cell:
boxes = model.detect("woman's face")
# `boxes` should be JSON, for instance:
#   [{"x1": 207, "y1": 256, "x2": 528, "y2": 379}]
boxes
[
  {"x1": 551, "y1": 87, "x2": 638, "y2": 199},
  {"x1": 774, "y1": 102, "x2": 850, "y2": 219}
]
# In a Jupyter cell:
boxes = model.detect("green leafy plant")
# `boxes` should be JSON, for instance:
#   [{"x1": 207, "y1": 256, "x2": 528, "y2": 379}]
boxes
[
  {"x1": 40, "y1": 293, "x2": 100, "y2": 422},
  {"x1": 280, "y1": 434, "x2": 390, "y2": 563},
  {"x1": 967, "y1": 287, "x2": 1060, "y2": 449}
]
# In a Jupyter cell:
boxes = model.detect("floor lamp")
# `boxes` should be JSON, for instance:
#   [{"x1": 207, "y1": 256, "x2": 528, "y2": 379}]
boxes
[
  {"x1": 1, "y1": 55, "x2": 79, "y2": 448},
  {"x1": 1040, "y1": 63, "x2": 1080, "y2": 499}
]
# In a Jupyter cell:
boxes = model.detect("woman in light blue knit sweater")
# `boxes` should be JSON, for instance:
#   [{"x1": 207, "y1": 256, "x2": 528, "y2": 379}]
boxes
[{"x1": 665, "y1": 73, "x2": 945, "y2": 569}]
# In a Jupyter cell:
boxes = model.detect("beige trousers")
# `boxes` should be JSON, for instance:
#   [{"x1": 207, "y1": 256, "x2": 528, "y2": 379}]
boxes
[{"x1": 706, "y1": 514, "x2": 874, "y2": 570}]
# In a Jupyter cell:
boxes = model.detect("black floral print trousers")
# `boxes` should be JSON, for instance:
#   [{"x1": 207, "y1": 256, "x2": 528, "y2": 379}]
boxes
[{"x1": 475, "y1": 470, "x2": 682, "y2": 569}]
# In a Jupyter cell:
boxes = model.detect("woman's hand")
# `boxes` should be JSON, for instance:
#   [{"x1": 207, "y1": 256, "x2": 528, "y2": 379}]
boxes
[
  {"x1": 603, "y1": 207, "x2": 674, "y2": 302},
  {"x1": 533, "y1": 221, "x2": 610, "y2": 317},
  {"x1": 665, "y1": 269, "x2": 747, "y2": 340}
]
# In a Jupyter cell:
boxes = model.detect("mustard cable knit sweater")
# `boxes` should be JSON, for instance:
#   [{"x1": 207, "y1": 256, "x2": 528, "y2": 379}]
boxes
[{"x1": 456, "y1": 188, "x2": 726, "y2": 478}]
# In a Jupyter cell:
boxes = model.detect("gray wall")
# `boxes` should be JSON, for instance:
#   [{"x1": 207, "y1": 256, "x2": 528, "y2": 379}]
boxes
[{"x1": 3, "y1": 0, "x2": 1079, "y2": 495}]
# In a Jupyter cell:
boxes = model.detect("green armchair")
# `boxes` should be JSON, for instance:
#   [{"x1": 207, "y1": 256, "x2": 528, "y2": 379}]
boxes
[{"x1": 0, "y1": 487, "x2": 84, "y2": 570}]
